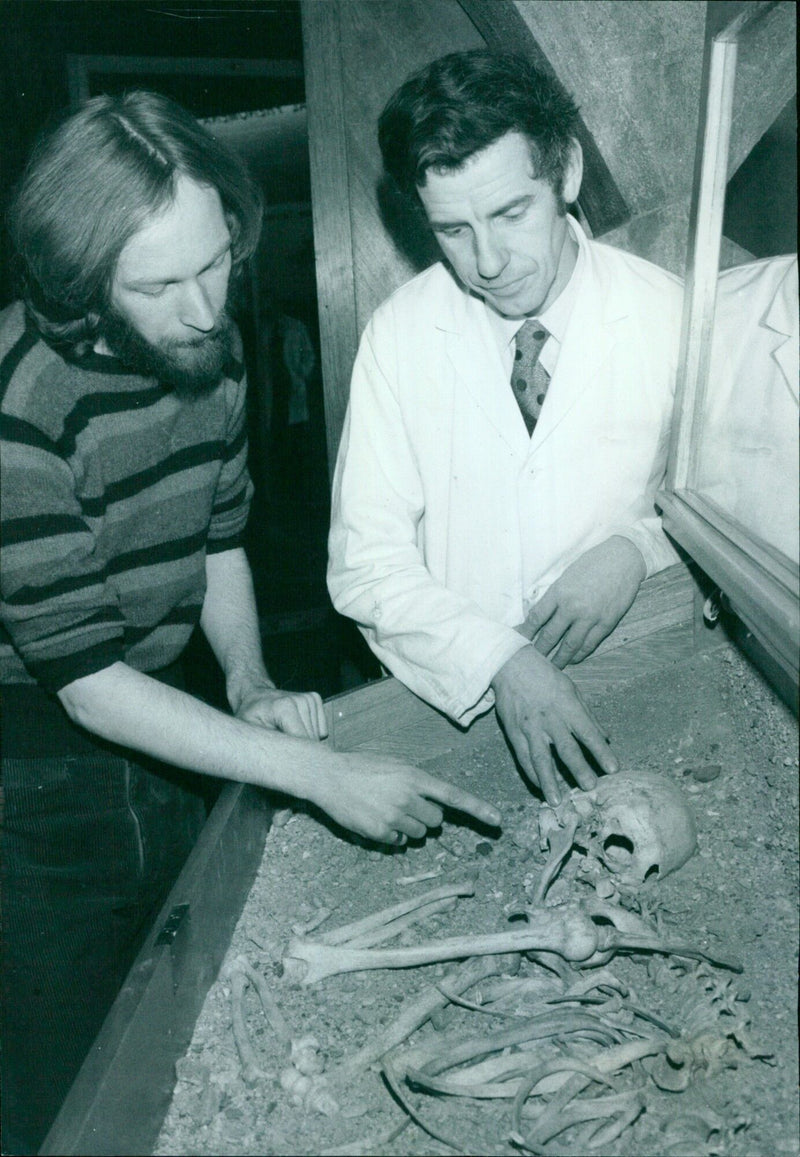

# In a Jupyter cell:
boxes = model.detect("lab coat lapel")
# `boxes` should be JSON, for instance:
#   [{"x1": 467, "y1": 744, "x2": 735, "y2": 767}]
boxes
[
  {"x1": 439, "y1": 288, "x2": 531, "y2": 456},
  {"x1": 529, "y1": 259, "x2": 624, "y2": 458}
]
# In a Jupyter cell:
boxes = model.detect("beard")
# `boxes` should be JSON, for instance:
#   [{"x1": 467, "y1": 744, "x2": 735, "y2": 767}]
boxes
[{"x1": 100, "y1": 307, "x2": 235, "y2": 400}]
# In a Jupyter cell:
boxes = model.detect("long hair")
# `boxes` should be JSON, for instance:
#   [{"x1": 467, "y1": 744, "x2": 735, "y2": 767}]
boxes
[
  {"x1": 8, "y1": 90, "x2": 263, "y2": 355},
  {"x1": 379, "y1": 50, "x2": 580, "y2": 199}
]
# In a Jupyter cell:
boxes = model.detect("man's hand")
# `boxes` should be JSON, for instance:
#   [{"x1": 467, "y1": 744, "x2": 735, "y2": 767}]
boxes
[
  {"x1": 309, "y1": 753, "x2": 502, "y2": 846},
  {"x1": 521, "y1": 536, "x2": 646, "y2": 668},
  {"x1": 236, "y1": 686, "x2": 328, "y2": 740},
  {"x1": 491, "y1": 645, "x2": 617, "y2": 805}
]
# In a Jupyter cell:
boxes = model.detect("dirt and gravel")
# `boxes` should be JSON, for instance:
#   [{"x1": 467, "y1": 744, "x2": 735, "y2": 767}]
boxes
[{"x1": 154, "y1": 640, "x2": 799, "y2": 1157}]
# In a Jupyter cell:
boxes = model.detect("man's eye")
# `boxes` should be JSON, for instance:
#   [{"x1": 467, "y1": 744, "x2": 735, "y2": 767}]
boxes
[
  {"x1": 437, "y1": 226, "x2": 465, "y2": 239},
  {"x1": 138, "y1": 285, "x2": 167, "y2": 298}
]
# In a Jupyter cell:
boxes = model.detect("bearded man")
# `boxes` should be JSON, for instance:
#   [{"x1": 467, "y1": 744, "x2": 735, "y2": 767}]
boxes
[{"x1": 0, "y1": 90, "x2": 498, "y2": 1153}]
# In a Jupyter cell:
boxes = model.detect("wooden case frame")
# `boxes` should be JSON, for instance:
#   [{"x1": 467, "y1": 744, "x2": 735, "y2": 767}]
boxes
[{"x1": 657, "y1": 0, "x2": 799, "y2": 700}]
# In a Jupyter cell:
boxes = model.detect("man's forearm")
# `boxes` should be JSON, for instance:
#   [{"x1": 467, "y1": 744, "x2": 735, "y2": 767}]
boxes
[
  {"x1": 57, "y1": 660, "x2": 503, "y2": 846},
  {"x1": 201, "y1": 547, "x2": 274, "y2": 712},
  {"x1": 58, "y1": 661, "x2": 321, "y2": 798}
]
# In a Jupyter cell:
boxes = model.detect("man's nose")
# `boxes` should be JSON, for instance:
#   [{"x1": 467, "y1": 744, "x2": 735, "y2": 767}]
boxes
[
  {"x1": 474, "y1": 228, "x2": 508, "y2": 281},
  {"x1": 179, "y1": 279, "x2": 216, "y2": 332}
]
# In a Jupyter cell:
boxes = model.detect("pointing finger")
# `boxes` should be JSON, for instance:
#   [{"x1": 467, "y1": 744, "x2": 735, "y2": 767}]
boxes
[{"x1": 416, "y1": 775, "x2": 501, "y2": 828}]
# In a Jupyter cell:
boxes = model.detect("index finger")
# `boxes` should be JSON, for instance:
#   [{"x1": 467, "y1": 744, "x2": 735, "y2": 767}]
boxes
[
  {"x1": 416, "y1": 773, "x2": 501, "y2": 829},
  {"x1": 519, "y1": 589, "x2": 557, "y2": 641},
  {"x1": 570, "y1": 708, "x2": 619, "y2": 775}
]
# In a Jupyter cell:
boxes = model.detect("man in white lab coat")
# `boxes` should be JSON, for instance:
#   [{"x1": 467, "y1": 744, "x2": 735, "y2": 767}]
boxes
[{"x1": 328, "y1": 51, "x2": 682, "y2": 805}]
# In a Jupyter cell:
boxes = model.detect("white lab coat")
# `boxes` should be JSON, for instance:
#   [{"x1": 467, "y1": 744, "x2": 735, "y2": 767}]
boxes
[{"x1": 328, "y1": 220, "x2": 683, "y2": 725}]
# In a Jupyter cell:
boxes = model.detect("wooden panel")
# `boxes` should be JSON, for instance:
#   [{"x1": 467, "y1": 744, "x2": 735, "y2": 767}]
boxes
[
  {"x1": 41, "y1": 784, "x2": 271, "y2": 1157},
  {"x1": 301, "y1": 0, "x2": 360, "y2": 480},
  {"x1": 337, "y1": 0, "x2": 485, "y2": 332},
  {"x1": 303, "y1": 0, "x2": 486, "y2": 472}
]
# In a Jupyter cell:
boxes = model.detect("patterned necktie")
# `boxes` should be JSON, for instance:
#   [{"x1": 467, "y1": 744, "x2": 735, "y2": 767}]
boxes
[{"x1": 511, "y1": 319, "x2": 550, "y2": 435}]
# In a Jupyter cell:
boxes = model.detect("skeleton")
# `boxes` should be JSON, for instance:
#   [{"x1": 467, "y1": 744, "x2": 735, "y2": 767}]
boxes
[{"x1": 225, "y1": 772, "x2": 751, "y2": 1150}]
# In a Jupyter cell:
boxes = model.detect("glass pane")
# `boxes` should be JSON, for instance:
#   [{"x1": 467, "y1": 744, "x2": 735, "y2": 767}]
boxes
[{"x1": 693, "y1": 3, "x2": 798, "y2": 564}]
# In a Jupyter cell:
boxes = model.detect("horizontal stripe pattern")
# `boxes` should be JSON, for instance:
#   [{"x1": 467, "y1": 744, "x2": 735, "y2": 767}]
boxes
[{"x1": 1, "y1": 302, "x2": 253, "y2": 690}]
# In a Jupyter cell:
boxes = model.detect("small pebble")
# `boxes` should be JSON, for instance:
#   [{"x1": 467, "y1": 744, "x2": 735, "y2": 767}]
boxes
[
  {"x1": 693, "y1": 764, "x2": 722, "y2": 782},
  {"x1": 475, "y1": 841, "x2": 493, "y2": 857}
]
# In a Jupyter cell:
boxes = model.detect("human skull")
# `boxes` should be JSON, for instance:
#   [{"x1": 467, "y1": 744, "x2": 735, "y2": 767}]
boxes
[{"x1": 571, "y1": 769, "x2": 698, "y2": 886}]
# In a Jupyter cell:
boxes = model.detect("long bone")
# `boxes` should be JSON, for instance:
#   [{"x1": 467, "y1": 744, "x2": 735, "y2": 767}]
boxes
[
  {"x1": 224, "y1": 954, "x2": 294, "y2": 1087},
  {"x1": 284, "y1": 902, "x2": 601, "y2": 984},
  {"x1": 312, "y1": 877, "x2": 477, "y2": 947},
  {"x1": 228, "y1": 968, "x2": 268, "y2": 1086},
  {"x1": 284, "y1": 898, "x2": 742, "y2": 984}
]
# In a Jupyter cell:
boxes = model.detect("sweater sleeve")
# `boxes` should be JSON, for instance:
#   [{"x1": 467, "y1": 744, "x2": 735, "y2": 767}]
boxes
[{"x1": 1, "y1": 410, "x2": 125, "y2": 690}]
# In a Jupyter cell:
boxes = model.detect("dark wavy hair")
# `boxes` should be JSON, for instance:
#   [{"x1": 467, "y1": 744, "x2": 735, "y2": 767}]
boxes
[
  {"x1": 8, "y1": 90, "x2": 263, "y2": 355},
  {"x1": 379, "y1": 50, "x2": 580, "y2": 198}
]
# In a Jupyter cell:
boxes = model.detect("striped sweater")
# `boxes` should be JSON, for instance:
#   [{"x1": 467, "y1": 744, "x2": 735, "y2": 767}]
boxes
[{"x1": 1, "y1": 302, "x2": 254, "y2": 691}]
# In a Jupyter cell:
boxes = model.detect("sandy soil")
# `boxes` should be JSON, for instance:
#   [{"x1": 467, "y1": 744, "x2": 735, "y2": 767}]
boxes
[{"x1": 154, "y1": 641, "x2": 799, "y2": 1157}]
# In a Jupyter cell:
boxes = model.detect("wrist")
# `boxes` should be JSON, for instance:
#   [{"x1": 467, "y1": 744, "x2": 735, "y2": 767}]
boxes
[
  {"x1": 491, "y1": 641, "x2": 537, "y2": 691},
  {"x1": 608, "y1": 535, "x2": 647, "y2": 581},
  {"x1": 226, "y1": 671, "x2": 276, "y2": 715}
]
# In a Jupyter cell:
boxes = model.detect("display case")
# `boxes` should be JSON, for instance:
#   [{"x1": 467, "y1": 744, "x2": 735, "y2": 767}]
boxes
[{"x1": 658, "y1": 0, "x2": 798, "y2": 702}]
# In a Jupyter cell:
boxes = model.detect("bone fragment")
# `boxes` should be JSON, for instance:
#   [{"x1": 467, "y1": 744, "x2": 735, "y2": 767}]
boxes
[
  {"x1": 382, "y1": 1058, "x2": 468, "y2": 1155},
  {"x1": 230, "y1": 954, "x2": 292, "y2": 1050},
  {"x1": 397, "y1": 869, "x2": 442, "y2": 885},
  {"x1": 533, "y1": 810, "x2": 579, "y2": 903},
  {"x1": 228, "y1": 969, "x2": 268, "y2": 1086},
  {"x1": 581, "y1": 1094, "x2": 646, "y2": 1148},
  {"x1": 343, "y1": 896, "x2": 461, "y2": 949},
  {"x1": 511, "y1": 1088, "x2": 646, "y2": 1149},
  {"x1": 398, "y1": 1010, "x2": 626, "y2": 1079},
  {"x1": 314, "y1": 877, "x2": 476, "y2": 946},
  {"x1": 291, "y1": 907, "x2": 334, "y2": 937}
]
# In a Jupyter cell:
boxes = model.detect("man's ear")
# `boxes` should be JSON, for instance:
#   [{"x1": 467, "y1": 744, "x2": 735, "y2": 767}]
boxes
[{"x1": 562, "y1": 139, "x2": 583, "y2": 206}]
